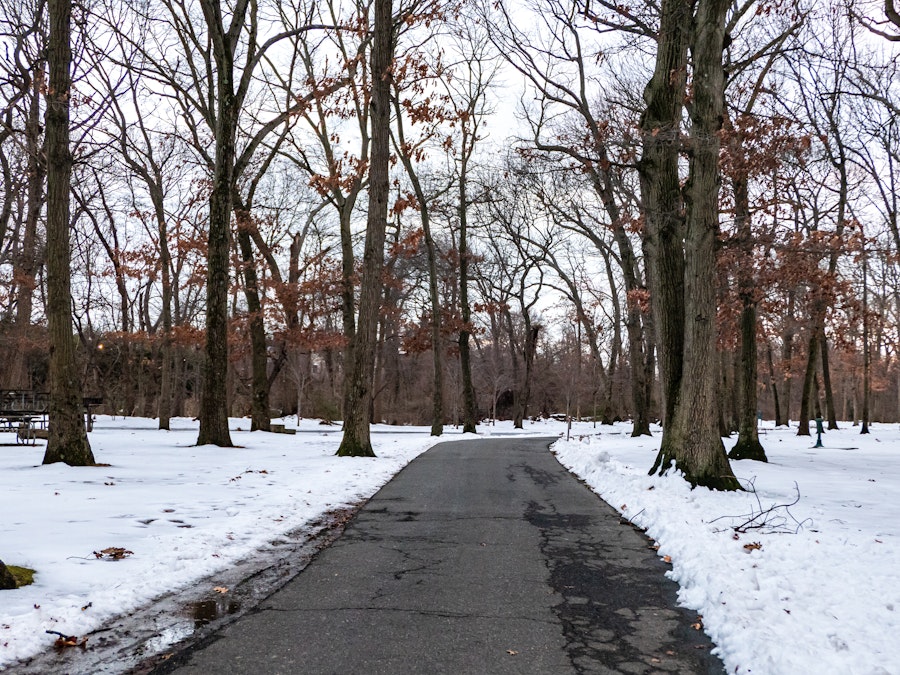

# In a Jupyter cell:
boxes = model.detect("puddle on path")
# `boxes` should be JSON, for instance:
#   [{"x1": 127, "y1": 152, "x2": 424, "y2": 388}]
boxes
[{"x1": 188, "y1": 598, "x2": 242, "y2": 627}]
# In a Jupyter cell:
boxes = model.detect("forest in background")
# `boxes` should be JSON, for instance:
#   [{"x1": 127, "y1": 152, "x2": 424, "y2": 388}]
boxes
[{"x1": 2, "y1": 0, "x2": 900, "y2": 450}]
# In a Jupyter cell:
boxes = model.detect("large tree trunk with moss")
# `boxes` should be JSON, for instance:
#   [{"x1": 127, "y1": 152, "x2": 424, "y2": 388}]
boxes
[
  {"x1": 337, "y1": 0, "x2": 392, "y2": 457},
  {"x1": 642, "y1": 0, "x2": 739, "y2": 490},
  {"x1": 42, "y1": 0, "x2": 94, "y2": 467}
]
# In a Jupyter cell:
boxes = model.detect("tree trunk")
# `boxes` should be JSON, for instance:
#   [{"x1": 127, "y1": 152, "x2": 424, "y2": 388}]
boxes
[
  {"x1": 338, "y1": 204, "x2": 356, "y2": 422},
  {"x1": 767, "y1": 342, "x2": 783, "y2": 427},
  {"x1": 393, "y1": 105, "x2": 442, "y2": 436},
  {"x1": 196, "y1": 0, "x2": 245, "y2": 447},
  {"x1": 797, "y1": 331, "x2": 819, "y2": 436},
  {"x1": 42, "y1": 0, "x2": 94, "y2": 466},
  {"x1": 730, "y1": 299, "x2": 767, "y2": 460},
  {"x1": 514, "y1": 324, "x2": 540, "y2": 428},
  {"x1": 155, "y1": 190, "x2": 173, "y2": 431},
  {"x1": 235, "y1": 211, "x2": 271, "y2": 432},
  {"x1": 9, "y1": 75, "x2": 44, "y2": 389},
  {"x1": 645, "y1": 0, "x2": 739, "y2": 490},
  {"x1": 638, "y1": 0, "x2": 689, "y2": 430},
  {"x1": 819, "y1": 328, "x2": 838, "y2": 430},
  {"x1": 861, "y1": 239, "x2": 870, "y2": 433},
  {"x1": 797, "y1": 331, "x2": 818, "y2": 436},
  {"x1": 458, "y1": 143, "x2": 478, "y2": 434},
  {"x1": 337, "y1": 0, "x2": 391, "y2": 457},
  {"x1": 728, "y1": 156, "x2": 766, "y2": 460},
  {"x1": 780, "y1": 291, "x2": 796, "y2": 425}
]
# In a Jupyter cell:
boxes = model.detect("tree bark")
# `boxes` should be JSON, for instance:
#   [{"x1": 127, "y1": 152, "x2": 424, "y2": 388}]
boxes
[
  {"x1": 780, "y1": 290, "x2": 796, "y2": 425},
  {"x1": 9, "y1": 72, "x2": 44, "y2": 390},
  {"x1": 767, "y1": 342, "x2": 783, "y2": 427},
  {"x1": 196, "y1": 0, "x2": 248, "y2": 447},
  {"x1": 730, "y1": 300, "x2": 767, "y2": 460},
  {"x1": 393, "y1": 100, "x2": 442, "y2": 436},
  {"x1": 728, "y1": 147, "x2": 766, "y2": 460},
  {"x1": 42, "y1": 0, "x2": 95, "y2": 466},
  {"x1": 638, "y1": 0, "x2": 689, "y2": 431},
  {"x1": 235, "y1": 208, "x2": 271, "y2": 432},
  {"x1": 643, "y1": 0, "x2": 739, "y2": 489},
  {"x1": 797, "y1": 331, "x2": 818, "y2": 436},
  {"x1": 861, "y1": 237, "x2": 870, "y2": 433},
  {"x1": 458, "y1": 135, "x2": 478, "y2": 434},
  {"x1": 819, "y1": 328, "x2": 838, "y2": 430},
  {"x1": 337, "y1": 0, "x2": 392, "y2": 457},
  {"x1": 155, "y1": 188, "x2": 173, "y2": 430},
  {"x1": 514, "y1": 324, "x2": 540, "y2": 428}
]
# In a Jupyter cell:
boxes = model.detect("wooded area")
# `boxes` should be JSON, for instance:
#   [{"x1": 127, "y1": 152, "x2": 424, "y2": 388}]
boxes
[{"x1": 1, "y1": 0, "x2": 899, "y2": 486}]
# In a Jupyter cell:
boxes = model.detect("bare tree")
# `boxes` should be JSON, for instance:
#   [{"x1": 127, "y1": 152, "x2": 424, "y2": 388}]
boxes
[
  {"x1": 42, "y1": 0, "x2": 95, "y2": 465},
  {"x1": 337, "y1": 0, "x2": 392, "y2": 456}
]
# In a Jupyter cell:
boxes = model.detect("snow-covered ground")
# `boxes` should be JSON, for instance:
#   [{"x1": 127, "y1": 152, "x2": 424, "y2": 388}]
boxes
[
  {"x1": 553, "y1": 421, "x2": 900, "y2": 675},
  {"x1": 1, "y1": 416, "x2": 897, "y2": 674}
]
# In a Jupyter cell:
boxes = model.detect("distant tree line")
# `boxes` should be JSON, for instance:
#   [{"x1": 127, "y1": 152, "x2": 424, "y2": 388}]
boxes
[{"x1": 1, "y1": 0, "x2": 899, "y2": 487}]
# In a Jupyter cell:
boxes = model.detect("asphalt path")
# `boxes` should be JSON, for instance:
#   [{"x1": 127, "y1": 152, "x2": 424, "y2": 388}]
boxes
[{"x1": 153, "y1": 437, "x2": 724, "y2": 674}]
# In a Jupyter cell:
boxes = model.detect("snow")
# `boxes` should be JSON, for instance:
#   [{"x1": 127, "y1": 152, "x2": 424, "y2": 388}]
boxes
[
  {"x1": 2, "y1": 416, "x2": 897, "y2": 674},
  {"x1": 553, "y1": 420, "x2": 900, "y2": 675}
]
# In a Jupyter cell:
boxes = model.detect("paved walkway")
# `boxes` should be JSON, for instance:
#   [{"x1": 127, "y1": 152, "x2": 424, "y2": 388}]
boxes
[{"x1": 155, "y1": 438, "x2": 724, "y2": 674}]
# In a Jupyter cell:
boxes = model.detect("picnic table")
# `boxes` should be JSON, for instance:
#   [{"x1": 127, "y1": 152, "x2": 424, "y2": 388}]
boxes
[
  {"x1": 0, "y1": 390, "x2": 103, "y2": 443},
  {"x1": 0, "y1": 391, "x2": 46, "y2": 445}
]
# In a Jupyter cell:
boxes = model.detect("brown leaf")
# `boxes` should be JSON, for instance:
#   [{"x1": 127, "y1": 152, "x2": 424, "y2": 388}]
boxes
[
  {"x1": 93, "y1": 547, "x2": 133, "y2": 561},
  {"x1": 47, "y1": 631, "x2": 88, "y2": 650},
  {"x1": 743, "y1": 542, "x2": 763, "y2": 552},
  {"x1": 213, "y1": 586, "x2": 228, "y2": 594},
  {"x1": 506, "y1": 650, "x2": 518, "y2": 656},
  {"x1": 663, "y1": 555, "x2": 672, "y2": 563}
]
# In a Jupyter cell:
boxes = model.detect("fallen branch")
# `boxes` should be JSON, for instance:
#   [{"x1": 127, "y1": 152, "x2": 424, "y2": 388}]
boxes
[{"x1": 710, "y1": 479, "x2": 812, "y2": 534}]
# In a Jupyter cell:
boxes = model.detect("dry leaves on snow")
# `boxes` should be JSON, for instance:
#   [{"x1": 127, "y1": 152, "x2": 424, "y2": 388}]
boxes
[
  {"x1": 743, "y1": 542, "x2": 763, "y2": 552},
  {"x1": 46, "y1": 630, "x2": 87, "y2": 649},
  {"x1": 93, "y1": 547, "x2": 133, "y2": 561}
]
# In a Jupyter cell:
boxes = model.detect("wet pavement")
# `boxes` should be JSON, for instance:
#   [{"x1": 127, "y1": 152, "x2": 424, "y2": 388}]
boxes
[
  {"x1": 148, "y1": 437, "x2": 724, "y2": 675},
  {"x1": 5, "y1": 509, "x2": 355, "y2": 675}
]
